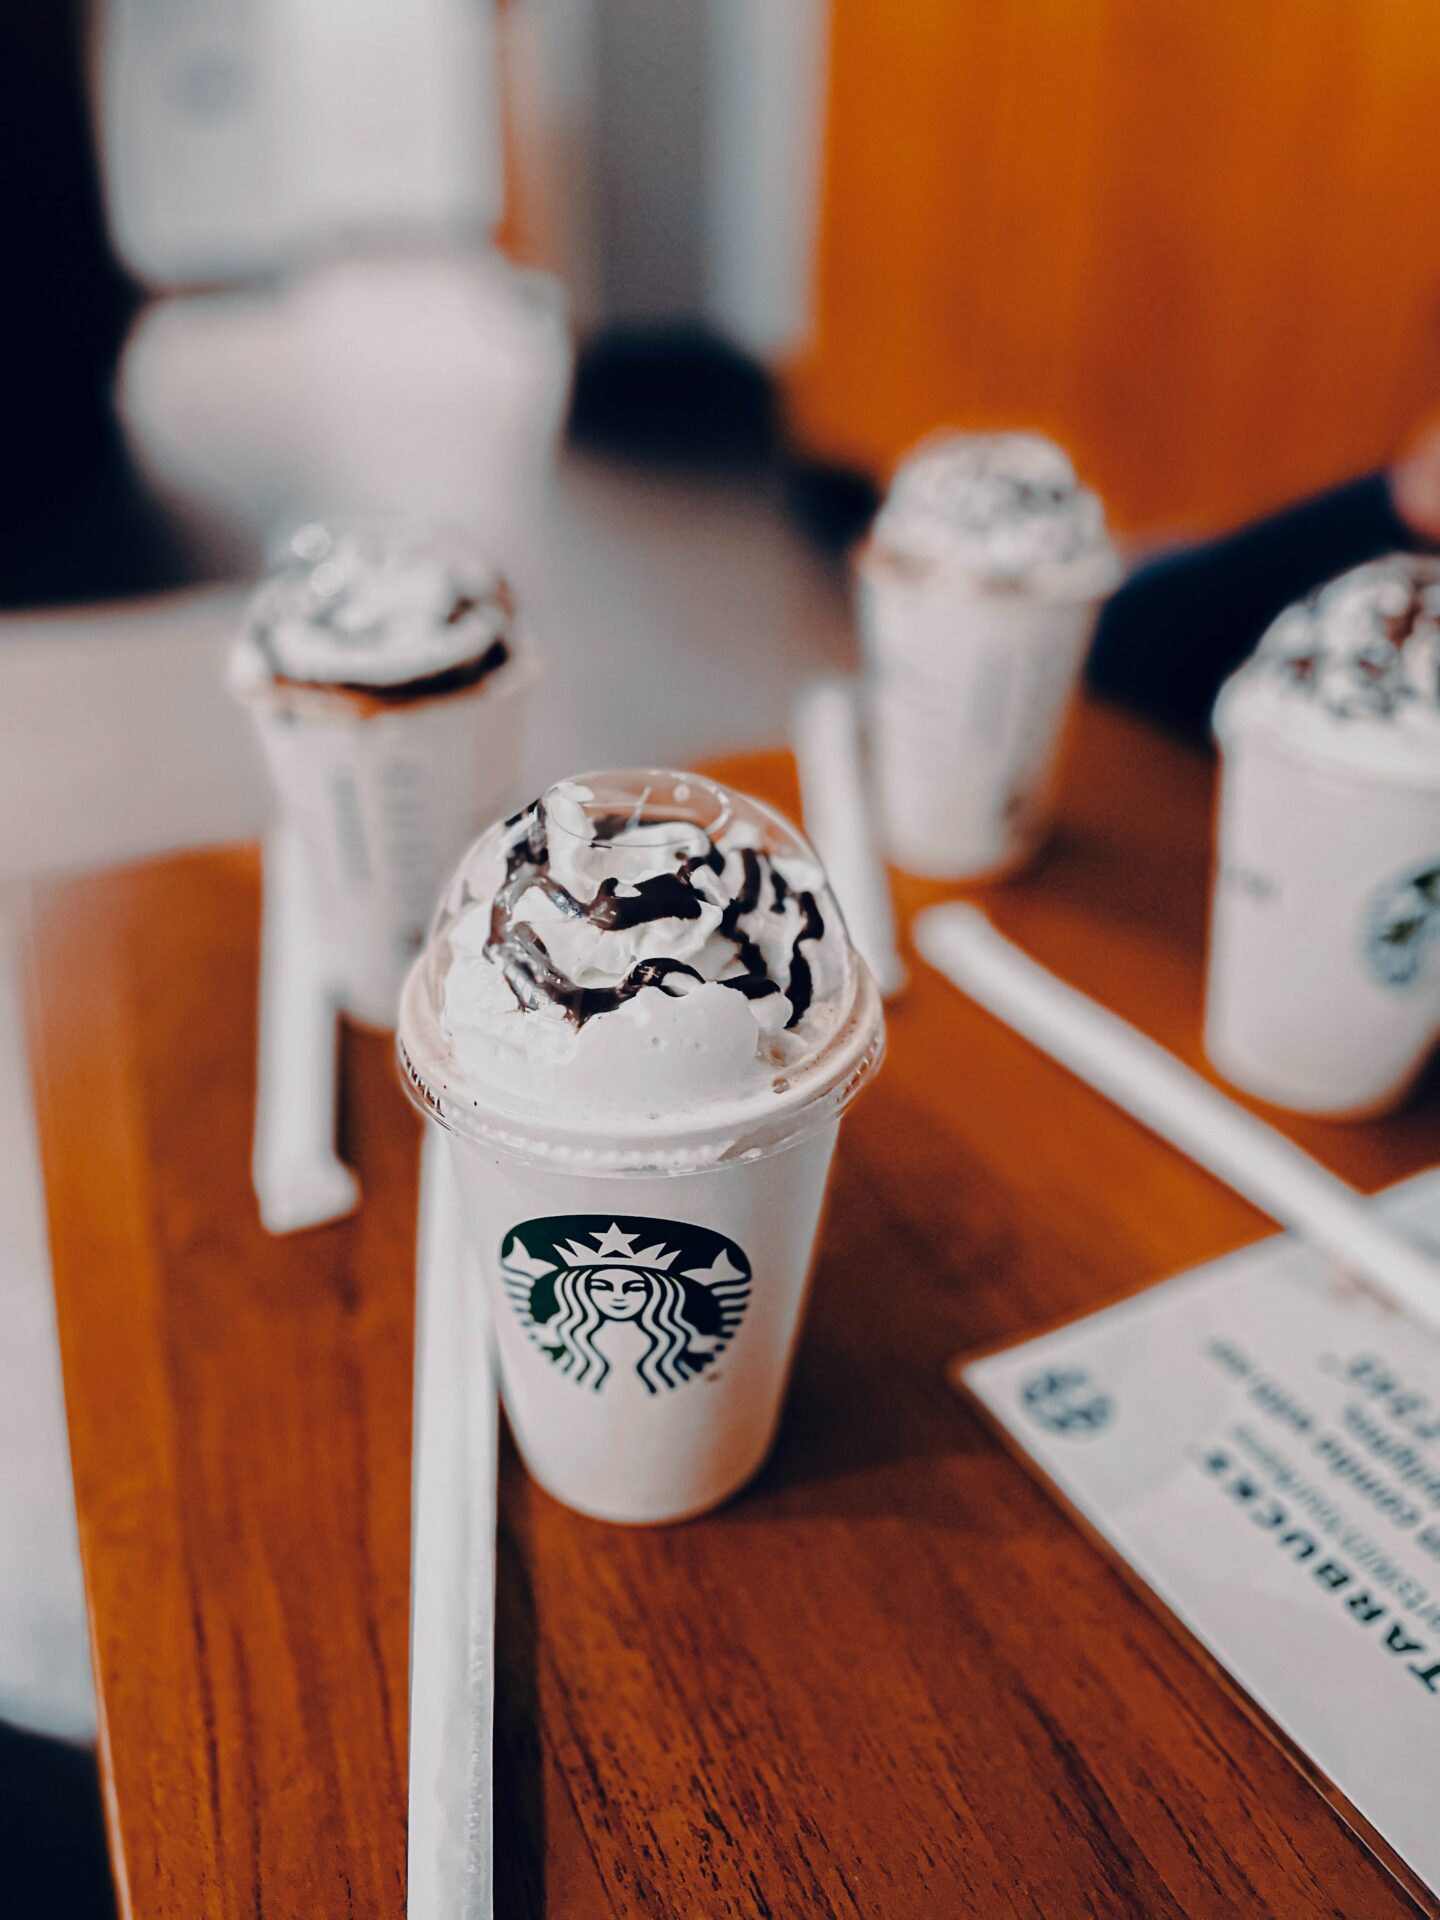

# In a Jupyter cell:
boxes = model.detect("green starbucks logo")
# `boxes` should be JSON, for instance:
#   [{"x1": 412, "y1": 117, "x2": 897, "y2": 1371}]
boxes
[
  {"x1": 499, "y1": 1216, "x2": 752, "y2": 1394},
  {"x1": 1364, "y1": 859, "x2": 1440, "y2": 988},
  {"x1": 1021, "y1": 1368, "x2": 1113, "y2": 1437}
]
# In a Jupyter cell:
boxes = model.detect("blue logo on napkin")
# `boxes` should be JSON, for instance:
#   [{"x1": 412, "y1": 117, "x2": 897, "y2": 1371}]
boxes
[{"x1": 1020, "y1": 1367, "x2": 1113, "y2": 1437}]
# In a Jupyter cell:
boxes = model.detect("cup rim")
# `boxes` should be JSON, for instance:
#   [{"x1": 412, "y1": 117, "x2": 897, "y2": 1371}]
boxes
[
  {"x1": 1213, "y1": 687, "x2": 1440, "y2": 792},
  {"x1": 397, "y1": 955, "x2": 885, "y2": 1175},
  {"x1": 854, "y1": 530, "x2": 1123, "y2": 606}
]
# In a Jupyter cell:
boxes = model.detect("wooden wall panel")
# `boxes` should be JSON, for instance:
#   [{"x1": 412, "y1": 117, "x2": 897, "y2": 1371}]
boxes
[{"x1": 786, "y1": 0, "x2": 1440, "y2": 532}]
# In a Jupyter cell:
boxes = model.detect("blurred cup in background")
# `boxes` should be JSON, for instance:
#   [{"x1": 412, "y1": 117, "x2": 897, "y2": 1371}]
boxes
[
  {"x1": 1206, "y1": 558, "x2": 1440, "y2": 1116},
  {"x1": 232, "y1": 518, "x2": 534, "y2": 1030},
  {"x1": 856, "y1": 431, "x2": 1121, "y2": 882}
]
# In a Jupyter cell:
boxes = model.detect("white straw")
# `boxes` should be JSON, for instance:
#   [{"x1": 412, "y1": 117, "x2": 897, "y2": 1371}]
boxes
[
  {"x1": 915, "y1": 903, "x2": 1440, "y2": 1338},
  {"x1": 794, "y1": 677, "x2": 906, "y2": 999},
  {"x1": 409, "y1": 1126, "x2": 499, "y2": 1920},
  {"x1": 251, "y1": 826, "x2": 360, "y2": 1234}
]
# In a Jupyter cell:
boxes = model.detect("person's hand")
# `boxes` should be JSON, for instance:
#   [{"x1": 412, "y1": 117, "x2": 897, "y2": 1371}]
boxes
[{"x1": 1390, "y1": 419, "x2": 1440, "y2": 546}]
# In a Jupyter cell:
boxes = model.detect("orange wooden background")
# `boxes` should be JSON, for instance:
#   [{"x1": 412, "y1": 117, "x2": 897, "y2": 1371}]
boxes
[{"x1": 785, "y1": 0, "x2": 1440, "y2": 534}]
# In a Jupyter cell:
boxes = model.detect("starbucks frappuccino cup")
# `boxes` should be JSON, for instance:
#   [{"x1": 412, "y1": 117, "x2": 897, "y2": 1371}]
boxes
[
  {"x1": 231, "y1": 518, "x2": 534, "y2": 1029},
  {"x1": 857, "y1": 432, "x2": 1121, "y2": 880},
  {"x1": 398, "y1": 772, "x2": 885, "y2": 1524},
  {"x1": 1207, "y1": 556, "x2": 1440, "y2": 1116}
]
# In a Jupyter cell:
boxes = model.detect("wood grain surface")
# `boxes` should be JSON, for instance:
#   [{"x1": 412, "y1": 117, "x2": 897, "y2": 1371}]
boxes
[
  {"x1": 786, "y1": 0, "x2": 1440, "y2": 535},
  {"x1": 27, "y1": 703, "x2": 1440, "y2": 1917}
]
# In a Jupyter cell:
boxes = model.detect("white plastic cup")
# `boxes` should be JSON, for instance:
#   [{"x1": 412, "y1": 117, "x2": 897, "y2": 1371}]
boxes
[
  {"x1": 398, "y1": 773, "x2": 884, "y2": 1523},
  {"x1": 442, "y1": 1122, "x2": 839, "y2": 1524},
  {"x1": 244, "y1": 672, "x2": 529, "y2": 1030},
  {"x1": 1206, "y1": 722, "x2": 1440, "y2": 1115},
  {"x1": 858, "y1": 554, "x2": 1101, "y2": 880}
]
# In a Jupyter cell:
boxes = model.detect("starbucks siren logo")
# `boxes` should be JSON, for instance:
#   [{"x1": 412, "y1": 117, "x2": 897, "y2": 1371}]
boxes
[
  {"x1": 499, "y1": 1215, "x2": 752, "y2": 1394},
  {"x1": 1364, "y1": 858, "x2": 1440, "y2": 989},
  {"x1": 1020, "y1": 1367, "x2": 1113, "y2": 1437}
]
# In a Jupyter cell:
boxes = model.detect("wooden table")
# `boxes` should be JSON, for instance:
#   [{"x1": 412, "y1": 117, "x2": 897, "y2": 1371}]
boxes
[{"x1": 26, "y1": 701, "x2": 1440, "y2": 1918}]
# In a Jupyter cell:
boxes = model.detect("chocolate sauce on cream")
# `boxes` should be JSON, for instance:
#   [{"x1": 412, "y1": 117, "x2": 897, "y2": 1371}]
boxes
[
  {"x1": 484, "y1": 799, "x2": 826, "y2": 1028},
  {"x1": 269, "y1": 635, "x2": 511, "y2": 708},
  {"x1": 239, "y1": 520, "x2": 520, "y2": 696}
]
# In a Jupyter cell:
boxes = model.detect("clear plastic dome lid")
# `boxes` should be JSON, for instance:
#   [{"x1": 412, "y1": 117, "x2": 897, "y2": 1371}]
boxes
[{"x1": 397, "y1": 770, "x2": 885, "y2": 1172}]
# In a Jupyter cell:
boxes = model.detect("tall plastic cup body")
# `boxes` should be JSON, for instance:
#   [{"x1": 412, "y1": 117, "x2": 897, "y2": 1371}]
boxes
[
  {"x1": 1206, "y1": 720, "x2": 1440, "y2": 1115},
  {"x1": 245, "y1": 673, "x2": 528, "y2": 1029},
  {"x1": 858, "y1": 551, "x2": 1101, "y2": 880},
  {"x1": 443, "y1": 1121, "x2": 839, "y2": 1524},
  {"x1": 398, "y1": 769, "x2": 885, "y2": 1524}
]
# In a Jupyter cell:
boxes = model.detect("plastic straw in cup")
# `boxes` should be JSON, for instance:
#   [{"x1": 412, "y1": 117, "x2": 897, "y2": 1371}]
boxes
[
  {"x1": 251, "y1": 825, "x2": 360, "y2": 1234},
  {"x1": 409, "y1": 1125, "x2": 499, "y2": 1920},
  {"x1": 794, "y1": 676, "x2": 906, "y2": 1000},
  {"x1": 915, "y1": 903, "x2": 1440, "y2": 1339}
]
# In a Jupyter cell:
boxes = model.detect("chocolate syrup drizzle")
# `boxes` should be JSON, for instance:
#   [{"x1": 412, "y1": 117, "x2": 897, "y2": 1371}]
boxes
[
  {"x1": 485, "y1": 803, "x2": 825, "y2": 1029},
  {"x1": 254, "y1": 561, "x2": 515, "y2": 705},
  {"x1": 267, "y1": 634, "x2": 510, "y2": 706}
]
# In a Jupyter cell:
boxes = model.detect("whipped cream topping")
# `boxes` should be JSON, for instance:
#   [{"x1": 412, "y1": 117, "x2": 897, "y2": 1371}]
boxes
[
  {"x1": 872, "y1": 431, "x2": 1121, "y2": 598},
  {"x1": 1216, "y1": 556, "x2": 1440, "y2": 779},
  {"x1": 398, "y1": 774, "x2": 882, "y2": 1161},
  {"x1": 235, "y1": 517, "x2": 518, "y2": 692}
]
